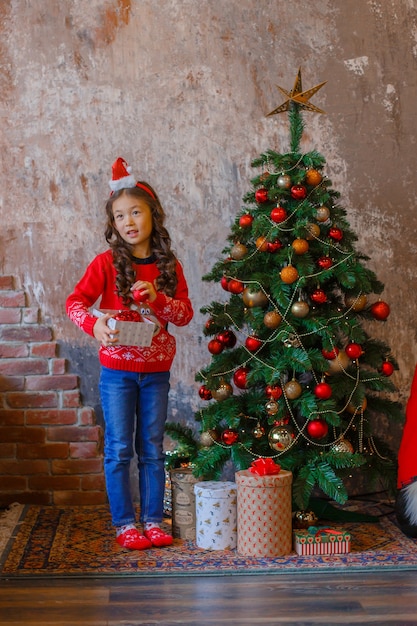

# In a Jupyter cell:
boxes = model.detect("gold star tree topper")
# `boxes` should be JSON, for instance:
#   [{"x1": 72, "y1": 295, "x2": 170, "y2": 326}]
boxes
[{"x1": 267, "y1": 68, "x2": 327, "y2": 116}]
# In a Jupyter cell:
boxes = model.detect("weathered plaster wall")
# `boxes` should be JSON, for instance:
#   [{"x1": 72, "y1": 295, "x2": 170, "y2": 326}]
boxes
[{"x1": 1, "y1": 0, "x2": 416, "y2": 447}]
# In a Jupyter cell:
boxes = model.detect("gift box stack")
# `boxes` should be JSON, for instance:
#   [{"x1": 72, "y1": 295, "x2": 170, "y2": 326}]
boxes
[
  {"x1": 190, "y1": 460, "x2": 352, "y2": 558},
  {"x1": 293, "y1": 527, "x2": 351, "y2": 555}
]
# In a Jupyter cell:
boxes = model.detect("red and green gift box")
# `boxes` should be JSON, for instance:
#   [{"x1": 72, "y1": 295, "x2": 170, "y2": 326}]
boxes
[{"x1": 293, "y1": 526, "x2": 351, "y2": 555}]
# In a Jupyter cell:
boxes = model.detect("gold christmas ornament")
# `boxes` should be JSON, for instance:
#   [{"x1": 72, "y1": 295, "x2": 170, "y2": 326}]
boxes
[
  {"x1": 284, "y1": 379, "x2": 302, "y2": 399},
  {"x1": 268, "y1": 425, "x2": 294, "y2": 451},
  {"x1": 291, "y1": 300, "x2": 310, "y2": 318},
  {"x1": 211, "y1": 381, "x2": 233, "y2": 402},
  {"x1": 276, "y1": 173, "x2": 292, "y2": 189},
  {"x1": 347, "y1": 397, "x2": 367, "y2": 414},
  {"x1": 306, "y1": 223, "x2": 321, "y2": 240},
  {"x1": 331, "y1": 438, "x2": 354, "y2": 454},
  {"x1": 293, "y1": 510, "x2": 319, "y2": 529},
  {"x1": 265, "y1": 399, "x2": 279, "y2": 415},
  {"x1": 315, "y1": 205, "x2": 330, "y2": 222},
  {"x1": 345, "y1": 293, "x2": 368, "y2": 312},
  {"x1": 263, "y1": 310, "x2": 282, "y2": 329},
  {"x1": 283, "y1": 333, "x2": 301, "y2": 348},
  {"x1": 200, "y1": 430, "x2": 218, "y2": 447},
  {"x1": 253, "y1": 424, "x2": 265, "y2": 439},
  {"x1": 242, "y1": 287, "x2": 269, "y2": 308},
  {"x1": 230, "y1": 243, "x2": 248, "y2": 260},
  {"x1": 325, "y1": 350, "x2": 351, "y2": 375}
]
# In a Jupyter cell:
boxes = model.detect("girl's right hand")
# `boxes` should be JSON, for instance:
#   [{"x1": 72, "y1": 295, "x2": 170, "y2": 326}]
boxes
[{"x1": 93, "y1": 314, "x2": 119, "y2": 347}]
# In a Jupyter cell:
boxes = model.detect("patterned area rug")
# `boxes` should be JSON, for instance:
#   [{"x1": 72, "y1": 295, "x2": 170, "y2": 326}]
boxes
[{"x1": 1, "y1": 500, "x2": 417, "y2": 578}]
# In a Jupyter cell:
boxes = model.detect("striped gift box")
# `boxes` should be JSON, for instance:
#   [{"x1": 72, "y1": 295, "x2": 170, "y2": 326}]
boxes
[{"x1": 293, "y1": 527, "x2": 351, "y2": 556}]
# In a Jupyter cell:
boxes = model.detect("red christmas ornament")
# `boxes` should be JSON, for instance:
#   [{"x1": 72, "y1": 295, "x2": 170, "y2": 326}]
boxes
[
  {"x1": 314, "y1": 382, "x2": 332, "y2": 400},
  {"x1": 217, "y1": 330, "x2": 237, "y2": 348},
  {"x1": 380, "y1": 361, "x2": 395, "y2": 376},
  {"x1": 267, "y1": 239, "x2": 283, "y2": 253},
  {"x1": 345, "y1": 342, "x2": 363, "y2": 360},
  {"x1": 307, "y1": 419, "x2": 329, "y2": 439},
  {"x1": 132, "y1": 289, "x2": 147, "y2": 303},
  {"x1": 228, "y1": 279, "x2": 244, "y2": 294},
  {"x1": 239, "y1": 214, "x2": 253, "y2": 228},
  {"x1": 220, "y1": 276, "x2": 230, "y2": 291},
  {"x1": 317, "y1": 256, "x2": 333, "y2": 270},
  {"x1": 221, "y1": 428, "x2": 239, "y2": 445},
  {"x1": 198, "y1": 385, "x2": 212, "y2": 400},
  {"x1": 255, "y1": 187, "x2": 269, "y2": 203},
  {"x1": 270, "y1": 206, "x2": 287, "y2": 223},
  {"x1": 371, "y1": 301, "x2": 390, "y2": 321},
  {"x1": 208, "y1": 339, "x2": 224, "y2": 355},
  {"x1": 329, "y1": 226, "x2": 343, "y2": 241},
  {"x1": 310, "y1": 289, "x2": 327, "y2": 304},
  {"x1": 245, "y1": 336, "x2": 263, "y2": 352},
  {"x1": 265, "y1": 384, "x2": 283, "y2": 400},
  {"x1": 290, "y1": 185, "x2": 307, "y2": 200},
  {"x1": 321, "y1": 347, "x2": 339, "y2": 360},
  {"x1": 233, "y1": 366, "x2": 249, "y2": 389},
  {"x1": 205, "y1": 318, "x2": 215, "y2": 331}
]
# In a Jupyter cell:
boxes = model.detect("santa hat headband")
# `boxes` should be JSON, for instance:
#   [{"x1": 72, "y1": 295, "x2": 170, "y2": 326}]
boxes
[{"x1": 109, "y1": 157, "x2": 156, "y2": 200}]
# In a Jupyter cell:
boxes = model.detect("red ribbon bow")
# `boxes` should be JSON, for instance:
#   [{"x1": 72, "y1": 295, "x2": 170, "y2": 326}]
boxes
[
  {"x1": 249, "y1": 458, "x2": 281, "y2": 476},
  {"x1": 308, "y1": 526, "x2": 343, "y2": 537}
]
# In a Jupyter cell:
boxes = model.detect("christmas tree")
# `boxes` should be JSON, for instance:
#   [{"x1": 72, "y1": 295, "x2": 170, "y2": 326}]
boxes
[{"x1": 168, "y1": 69, "x2": 404, "y2": 510}]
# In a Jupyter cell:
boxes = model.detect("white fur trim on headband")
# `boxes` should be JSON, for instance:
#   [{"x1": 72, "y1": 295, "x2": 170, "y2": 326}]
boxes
[{"x1": 109, "y1": 173, "x2": 136, "y2": 192}]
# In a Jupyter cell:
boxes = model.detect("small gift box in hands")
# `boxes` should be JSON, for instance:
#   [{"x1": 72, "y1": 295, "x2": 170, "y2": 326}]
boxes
[{"x1": 93, "y1": 309, "x2": 156, "y2": 347}]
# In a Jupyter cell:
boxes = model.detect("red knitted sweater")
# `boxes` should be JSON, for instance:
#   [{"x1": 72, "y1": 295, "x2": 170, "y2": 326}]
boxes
[{"x1": 66, "y1": 250, "x2": 193, "y2": 373}]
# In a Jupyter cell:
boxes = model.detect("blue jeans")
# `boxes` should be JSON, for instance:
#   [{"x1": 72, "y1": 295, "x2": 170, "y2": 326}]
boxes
[{"x1": 99, "y1": 366, "x2": 170, "y2": 527}]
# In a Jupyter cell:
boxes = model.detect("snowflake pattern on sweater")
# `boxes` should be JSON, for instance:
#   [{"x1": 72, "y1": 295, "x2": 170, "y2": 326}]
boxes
[{"x1": 66, "y1": 250, "x2": 193, "y2": 373}]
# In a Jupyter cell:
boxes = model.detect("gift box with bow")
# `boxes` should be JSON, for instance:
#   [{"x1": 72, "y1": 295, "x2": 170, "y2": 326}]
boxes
[
  {"x1": 93, "y1": 309, "x2": 156, "y2": 347},
  {"x1": 235, "y1": 467, "x2": 292, "y2": 557},
  {"x1": 293, "y1": 526, "x2": 352, "y2": 555}
]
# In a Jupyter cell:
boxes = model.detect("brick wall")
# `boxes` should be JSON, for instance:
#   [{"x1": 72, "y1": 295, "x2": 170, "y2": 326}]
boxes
[{"x1": 0, "y1": 275, "x2": 106, "y2": 506}]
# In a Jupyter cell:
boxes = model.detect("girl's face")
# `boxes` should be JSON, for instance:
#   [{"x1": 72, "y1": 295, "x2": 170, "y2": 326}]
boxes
[{"x1": 112, "y1": 193, "x2": 153, "y2": 258}]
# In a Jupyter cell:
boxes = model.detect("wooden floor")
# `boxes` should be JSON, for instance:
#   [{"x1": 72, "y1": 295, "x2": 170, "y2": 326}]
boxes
[{"x1": 0, "y1": 570, "x2": 417, "y2": 625}]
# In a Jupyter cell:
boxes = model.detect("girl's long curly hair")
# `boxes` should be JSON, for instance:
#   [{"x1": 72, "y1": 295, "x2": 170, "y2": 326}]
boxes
[{"x1": 104, "y1": 184, "x2": 178, "y2": 305}]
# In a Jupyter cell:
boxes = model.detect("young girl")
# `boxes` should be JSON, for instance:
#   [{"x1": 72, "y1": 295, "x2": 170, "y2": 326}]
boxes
[{"x1": 66, "y1": 157, "x2": 193, "y2": 550}]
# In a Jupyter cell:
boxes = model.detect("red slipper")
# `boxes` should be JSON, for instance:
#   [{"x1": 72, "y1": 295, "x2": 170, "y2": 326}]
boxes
[
  {"x1": 144, "y1": 527, "x2": 173, "y2": 547},
  {"x1": 116, "y1": 528, "x2": 152, "y2": 550}
]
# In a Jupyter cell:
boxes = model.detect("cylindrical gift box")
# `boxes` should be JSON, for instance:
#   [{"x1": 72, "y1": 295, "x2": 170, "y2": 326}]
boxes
[
  {"x1": 170, "y1": 468, "x2": 199, "y2": 540},
  {"x1": 235, "y1": 469, "x2": 293, "y2": 557},
  {"x1": 194, "y1": 481, "x2": 237, "y2": 550}
]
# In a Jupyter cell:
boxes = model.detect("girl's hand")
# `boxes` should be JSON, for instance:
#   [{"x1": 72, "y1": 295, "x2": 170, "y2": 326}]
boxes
[
  {"x1": 131, "y1": 280, "x2": 157, "y2": 303},
  {"x1": 93, "y1": 314, "x2": 119, "y2": 347}
]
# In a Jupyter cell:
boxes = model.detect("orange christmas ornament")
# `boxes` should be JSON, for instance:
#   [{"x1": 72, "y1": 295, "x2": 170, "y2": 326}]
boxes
[
  {"x1": 305, "y1": 169, "x2": 322, "y2": 186},
  {"x1": 292, "y1": 238, "x2": 309, "y2": 255},
  {"x1": 280, "y1": 265, "x2": 299, "y2": 284},
  {"x1": 256, "y1": 236, "x2": 269, "y2": 252},
  {"x1": 263, "y1": 310, "x2": 282, "y2": 329}
]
